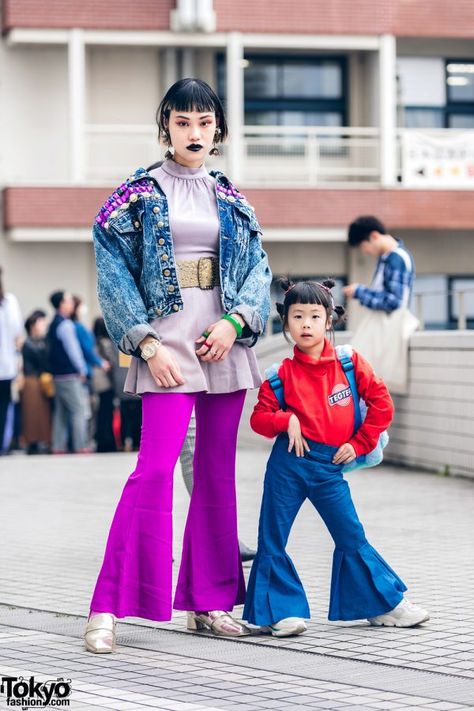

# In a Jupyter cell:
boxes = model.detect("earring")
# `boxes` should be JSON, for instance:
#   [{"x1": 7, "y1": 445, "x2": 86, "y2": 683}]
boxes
[{"x1": 209, "y1": 128, "x2": 222, "y2": 156}]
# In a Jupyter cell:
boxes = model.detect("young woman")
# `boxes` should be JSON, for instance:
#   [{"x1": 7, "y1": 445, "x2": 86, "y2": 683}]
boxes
[{"x1": 85, "y1": 78, "x2": 271, "y2": 653}]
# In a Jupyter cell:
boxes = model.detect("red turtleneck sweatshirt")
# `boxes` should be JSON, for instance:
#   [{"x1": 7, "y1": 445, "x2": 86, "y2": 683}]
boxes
[{"x1": 250, "y1": 339, "x2": 394, "y2": 456}]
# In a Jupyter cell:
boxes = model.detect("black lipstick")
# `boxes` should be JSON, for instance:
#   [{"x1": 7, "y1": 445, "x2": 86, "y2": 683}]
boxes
[{"x1": 187, "y1": 144, "x2": 203, "y2": 152}]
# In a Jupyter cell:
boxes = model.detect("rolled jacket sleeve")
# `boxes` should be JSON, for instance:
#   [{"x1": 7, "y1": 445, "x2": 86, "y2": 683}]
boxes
[
  {"x1": 93, "y1": 222, "x2": 160, "y2": 356},
  {"x1": 229, "y1": 230, "x2": 272, "y2": 347}
]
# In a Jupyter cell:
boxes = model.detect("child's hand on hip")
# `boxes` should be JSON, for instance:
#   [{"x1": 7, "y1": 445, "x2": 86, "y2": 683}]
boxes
[
  {"x1": 333, "y1": 443, "x2": 356, "y2": 465},
  {"x1": 287, "y1": 414, "x2": 310, "y2": 458}
]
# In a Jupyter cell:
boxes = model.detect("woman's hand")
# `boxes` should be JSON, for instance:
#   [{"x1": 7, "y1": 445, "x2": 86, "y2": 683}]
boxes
[
  {"x1": 195, "y1": 319, "x2": 238, "y2": 362},
  {"x1": 147, "y1": 344, "x2": 185, "y2": 388},
  {"x1": 287, "y1": 414, "x2": 310, "y2": 458},
  {"x1": 332, "y1": 442, "x2": 356, "y2": 465}
]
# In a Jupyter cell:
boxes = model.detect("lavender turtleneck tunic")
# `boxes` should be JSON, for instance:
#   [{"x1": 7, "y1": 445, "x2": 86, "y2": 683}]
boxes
[{"x1": 124, "y1": 159, "x2": 262, "y2": 395}]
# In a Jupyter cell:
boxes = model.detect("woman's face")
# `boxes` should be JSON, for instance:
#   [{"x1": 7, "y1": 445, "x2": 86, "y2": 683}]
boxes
[{"x1": 166, "y1": 109, "x2": 217, "y2": 167}]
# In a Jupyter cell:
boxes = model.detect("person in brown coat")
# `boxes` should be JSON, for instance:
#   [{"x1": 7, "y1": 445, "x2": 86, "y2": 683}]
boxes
[{"x1": 21, "y1": 310, "x2": 52, "y2": 454}]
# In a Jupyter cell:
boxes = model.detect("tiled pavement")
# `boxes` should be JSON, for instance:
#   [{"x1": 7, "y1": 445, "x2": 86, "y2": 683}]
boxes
[{"x1": 0, "y1": 449, "x2": 473, "y2": 710}]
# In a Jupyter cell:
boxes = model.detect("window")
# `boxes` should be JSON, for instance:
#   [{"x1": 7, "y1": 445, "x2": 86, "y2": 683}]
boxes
[
  {"x1": 397, "y1": 57, "x2": 474, "y2": 129},
  {"x1": 218, "y1": 55, "x2": 347, "y2": 128},
  {"x1": 447, "y1": 62, "x2": 474, "y2": 103}
]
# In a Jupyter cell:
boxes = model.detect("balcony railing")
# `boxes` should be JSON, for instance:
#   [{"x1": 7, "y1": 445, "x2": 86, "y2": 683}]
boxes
[
  {"x1": 84, "y1": 124, "x2": 474, "y2": 188},
  {"x1": 84, "y1": 123, "x2": 379, "y2": 185}
]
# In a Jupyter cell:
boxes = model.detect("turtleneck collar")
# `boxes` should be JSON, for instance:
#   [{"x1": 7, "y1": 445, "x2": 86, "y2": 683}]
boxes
[
  {"x1": 160, "y1": 158, "x2": 209, "y2": 180},
  {"x1": 293, "y1": 338, "x2": 336, "y2": 367}
]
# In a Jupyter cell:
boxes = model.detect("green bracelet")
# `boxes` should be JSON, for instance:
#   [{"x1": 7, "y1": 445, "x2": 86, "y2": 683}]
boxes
[{"x1": 222, "y1": 313, "x2": 243, "y2": 338}]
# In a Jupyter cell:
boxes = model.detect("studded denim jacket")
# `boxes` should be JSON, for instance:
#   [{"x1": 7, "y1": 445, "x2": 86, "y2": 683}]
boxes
[{"x1": 93, "y1": 166, "x2": 272, "y2": 356}]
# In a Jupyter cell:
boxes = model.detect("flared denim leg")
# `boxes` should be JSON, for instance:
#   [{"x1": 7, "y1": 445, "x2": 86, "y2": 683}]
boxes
[
  {"x1": 243, "y1": 436, "x2": 311, "y2": 626},
  {"x1": 174, "y1": 390, "x2": 246, "y2": 611},
  {"x1": 244, "y1": 435, "x2": 406, "y2": 625},
  {"x1": 90, "y1": 392, "x2": 195, "y2": 621},
  {"x1": 304, "y1": 442, "x2": 407, "y2": 621}
]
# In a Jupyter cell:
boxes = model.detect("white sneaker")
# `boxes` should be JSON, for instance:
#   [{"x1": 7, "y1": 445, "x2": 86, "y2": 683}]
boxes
[
  {"x1": 268, "y1": 617, "x2": 307, "y2": 637},
  {"x1": 368, "y1": 599, "x2": 430, "y2": 628}
]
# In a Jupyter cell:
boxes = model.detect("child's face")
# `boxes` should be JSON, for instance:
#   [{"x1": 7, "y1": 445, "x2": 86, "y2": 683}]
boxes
[{"x1": 286, "y1": 302, "x2": 330, "y2": 352}]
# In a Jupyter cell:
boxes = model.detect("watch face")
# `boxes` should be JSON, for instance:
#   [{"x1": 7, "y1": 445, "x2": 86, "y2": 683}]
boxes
[{"x1": 143, "y1": 343, "x2": 155, "y2": 359}]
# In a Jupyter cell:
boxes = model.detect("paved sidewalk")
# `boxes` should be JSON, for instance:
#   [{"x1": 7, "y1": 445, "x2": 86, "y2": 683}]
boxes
[{"x1": 0, "y1": 449, "x2": 473, "y2": 710}]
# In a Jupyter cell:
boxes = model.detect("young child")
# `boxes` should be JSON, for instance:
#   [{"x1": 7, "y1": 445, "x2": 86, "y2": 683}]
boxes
[{"x1": 243, "y1": 279, "x2": 429, "y2": 636}]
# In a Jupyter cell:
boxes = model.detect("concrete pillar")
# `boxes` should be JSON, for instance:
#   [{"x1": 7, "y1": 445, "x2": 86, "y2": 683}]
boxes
[
  {"x1": 68, "y1": 29, "x2": 86, "y2": 183},
  {"x1": 181, "y1": 48, "x2": 195, "y2": 79},
  {"x1": 226, "y1": 32, "x2": 244, "y2": 182},
  {"x1": 162, "y1": 48, "x2": 178, "y2": 92},
  {"x1": 379, "y1": 34, "x2": 397, "y2": 187}
]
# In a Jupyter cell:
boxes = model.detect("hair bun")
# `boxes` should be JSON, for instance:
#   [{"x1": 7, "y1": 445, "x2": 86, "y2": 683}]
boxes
[
  {"x1": 334, "y1": 305, "x2": 346, "y2": 322},
  {"x1": 278, "y1": 276, "x2": 294, "y2": 293},
  {"x1": 321, "y1": 278, "x2": 335, "y2": 290}
]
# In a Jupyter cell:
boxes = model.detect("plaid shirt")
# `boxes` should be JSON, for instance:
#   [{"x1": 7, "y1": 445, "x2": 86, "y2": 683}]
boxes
[{"x1": 355, "y1": 240, "x2": 415, "y2": 313}]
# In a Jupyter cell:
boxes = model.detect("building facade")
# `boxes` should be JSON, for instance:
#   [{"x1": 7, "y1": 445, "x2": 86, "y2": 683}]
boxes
[{"x1": 1, "y1": 0, "x2": 474, "y2": 330}]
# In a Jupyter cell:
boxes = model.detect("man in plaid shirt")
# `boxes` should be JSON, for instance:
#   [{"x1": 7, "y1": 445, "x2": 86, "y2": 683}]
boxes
[{"x1": 343, "y1": 216, "x2": 415, "y2": 312}]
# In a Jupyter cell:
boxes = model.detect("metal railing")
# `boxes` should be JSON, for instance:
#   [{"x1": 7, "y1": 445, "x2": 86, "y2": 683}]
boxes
[
  {"x1": 414, "y1": 288, "x2": 474, "y2": 330},
  {"x1": 84, "y1": 123, "x2": 380, "y2": 185},
  {"x1": 84, "y1": 123, "x2": 474, "y2": 187},
  {"x1": 241, "y1": 125, "x2": 380, "y2": 186},
  {"x1": 262, "y1": 288, "x2": 474, "y2": 340}
]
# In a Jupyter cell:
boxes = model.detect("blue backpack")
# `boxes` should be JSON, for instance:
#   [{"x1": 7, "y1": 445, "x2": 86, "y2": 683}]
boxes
[{"x1": 265, "y1": 344, "x2": 389, "y2": 473}]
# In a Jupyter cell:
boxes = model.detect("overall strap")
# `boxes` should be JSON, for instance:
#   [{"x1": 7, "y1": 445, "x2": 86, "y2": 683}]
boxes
[{"x1": 336, "y1": 345, "x2": 362, "y2": 432}]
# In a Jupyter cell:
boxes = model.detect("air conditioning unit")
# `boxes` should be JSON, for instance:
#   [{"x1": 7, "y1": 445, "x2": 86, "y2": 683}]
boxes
[{"x1": 170, "y1": 0, "x2": 217, "y2": 33}]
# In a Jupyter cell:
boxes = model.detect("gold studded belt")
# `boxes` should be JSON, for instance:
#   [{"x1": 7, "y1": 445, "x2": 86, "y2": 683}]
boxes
[{"x1": 177, "y1": 257, "x2": 220, "y2": 290}]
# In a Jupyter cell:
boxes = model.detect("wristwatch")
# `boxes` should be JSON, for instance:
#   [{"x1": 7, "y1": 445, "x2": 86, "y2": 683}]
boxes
[{"x1": 140, "y1": 339, "x2": 161, "y2": 361}]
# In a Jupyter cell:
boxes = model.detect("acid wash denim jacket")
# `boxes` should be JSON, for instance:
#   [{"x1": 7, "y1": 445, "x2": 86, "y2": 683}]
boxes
[{"x1": 93, "y1": 166, "x2": 272, "y2": 356}]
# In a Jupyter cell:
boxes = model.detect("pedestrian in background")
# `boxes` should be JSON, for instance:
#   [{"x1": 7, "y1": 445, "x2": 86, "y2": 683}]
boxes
[
  {"x1": 21, "y1": 310, "x2": 52, "y2": 454},
  {"x1": 72, "y1": 295, "x2": 110, "y2": 444},
  {"x1": 343, "y1": 216, "x2": 418, "y2": 394},
  {"x1": 92, "y1": 317, "x2": 117, "y2": 453},
  {"x1": 179, "y1": 416, "x2": 257, "y2": 562},
  {"x1": 0, "y1": 267, "x2": 23, "y2": 454},
  {"x1": 47, "y1": 290, "x2": 89, "y2": 454}
]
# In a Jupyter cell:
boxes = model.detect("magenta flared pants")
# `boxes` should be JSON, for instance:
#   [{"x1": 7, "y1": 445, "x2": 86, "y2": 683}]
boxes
[{"x1": 90, "y1": 389, "x2": 247, "y2": 621}]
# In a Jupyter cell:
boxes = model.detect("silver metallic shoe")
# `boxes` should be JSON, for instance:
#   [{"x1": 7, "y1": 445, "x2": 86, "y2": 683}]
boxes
[
  {"x1": 84, "y1": 612, "x2": 116, "y2": 653},
  {"x1": 186, "y1": 610, "x2": 252, "y2": 637}
]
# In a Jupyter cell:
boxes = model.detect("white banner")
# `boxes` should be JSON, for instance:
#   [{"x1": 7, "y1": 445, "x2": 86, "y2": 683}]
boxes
[{"x1": 401, "y1": 131, "x2": 474, "y2": 188}]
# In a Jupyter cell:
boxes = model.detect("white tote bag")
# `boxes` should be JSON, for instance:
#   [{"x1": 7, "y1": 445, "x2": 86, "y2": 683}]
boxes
[{"x1": 350, "y1": 307, "x2": 419, "y2": 395}]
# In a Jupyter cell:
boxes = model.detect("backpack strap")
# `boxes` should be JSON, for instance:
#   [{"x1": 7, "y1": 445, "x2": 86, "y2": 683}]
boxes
[
  {"x1": 264, "y1": 362, "x2": 286, "y2": 410},
  {"x1": 336, "y1": 345, "x2": 362, "y2": 432}
]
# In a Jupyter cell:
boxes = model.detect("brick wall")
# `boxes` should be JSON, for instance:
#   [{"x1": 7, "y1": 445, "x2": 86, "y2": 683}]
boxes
[
  {"x1": 4, "y1": 0, "x2": 474, "y2": 38},
  {"x1": 2, "y1": 0, "x2": 173, "y2": 32},
  {"x1": 217, "y1": 0, "x2": 474, "y2": 38},
  {"x1": 4, "y1": 186, "x2": 474, "y2": 230}
]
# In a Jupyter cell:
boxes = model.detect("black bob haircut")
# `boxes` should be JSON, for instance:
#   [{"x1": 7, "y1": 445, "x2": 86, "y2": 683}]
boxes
[
  {"x1": 276, "y1": 278, "x2": 346, "y2": 344},
  {"x1": 156, "y1": 78, "x2": 228, "y2": 145},
  {"x1": 348, "y1": 215, "x2": 387, "y2": 247}
]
